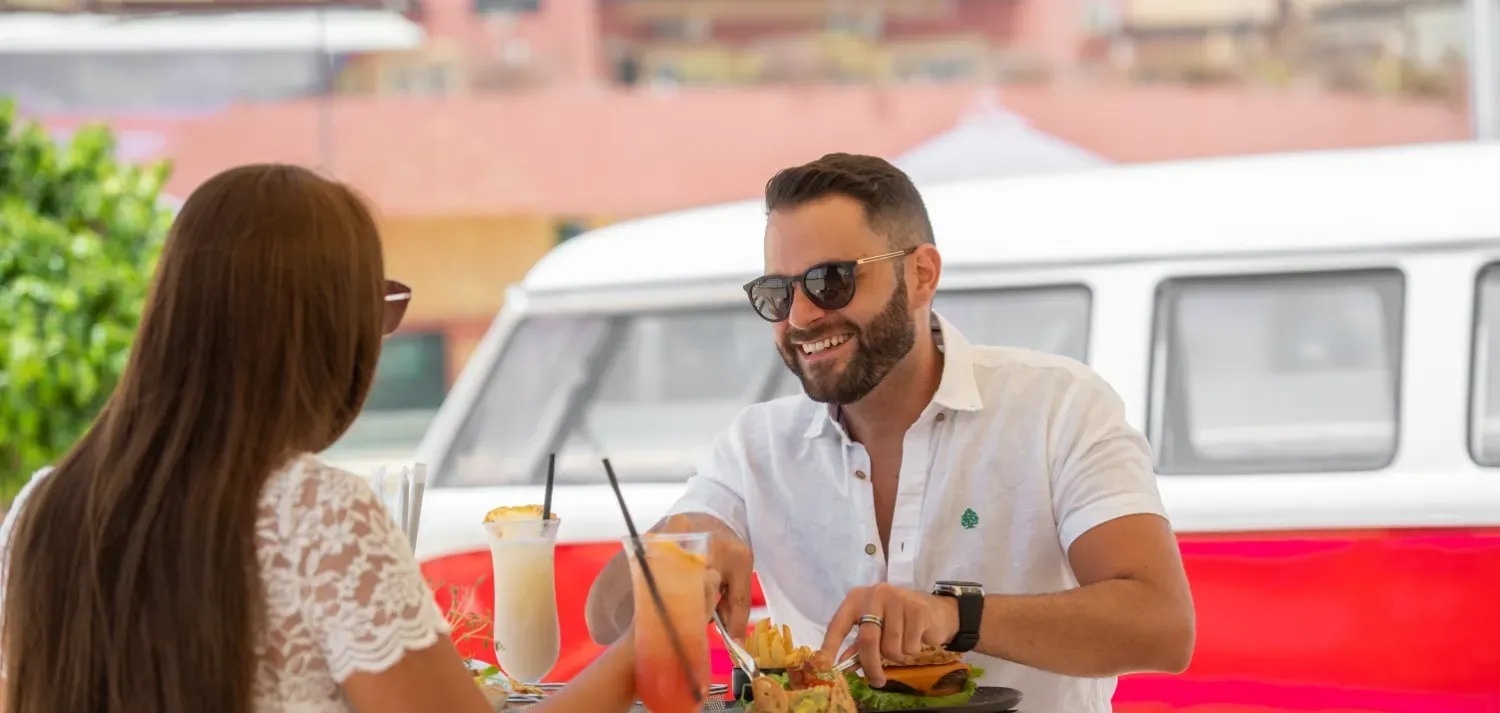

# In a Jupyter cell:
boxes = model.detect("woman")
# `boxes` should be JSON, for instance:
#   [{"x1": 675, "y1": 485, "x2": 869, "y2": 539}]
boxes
[{"x1": 0, "y1": 164, "x2": 704, "y2": 713}]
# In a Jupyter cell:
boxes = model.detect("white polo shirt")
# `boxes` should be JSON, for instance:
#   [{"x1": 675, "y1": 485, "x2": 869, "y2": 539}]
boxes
[{"x1": 667, "y1": 314, "x2": 1168, "y2": 713}]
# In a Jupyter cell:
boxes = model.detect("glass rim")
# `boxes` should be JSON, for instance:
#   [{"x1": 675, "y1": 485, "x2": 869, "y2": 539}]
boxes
[
  {"x1": 619, "y1": 531, "x2": 708, "y2": 544},
  {"x1": 483, "y1": 518, "x2": 561, "y2": 536}
]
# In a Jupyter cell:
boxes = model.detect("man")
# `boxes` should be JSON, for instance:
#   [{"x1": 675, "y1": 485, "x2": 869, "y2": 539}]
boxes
[{"x1": 586, "y1": 153, "x2": 1194, "y2": 712}]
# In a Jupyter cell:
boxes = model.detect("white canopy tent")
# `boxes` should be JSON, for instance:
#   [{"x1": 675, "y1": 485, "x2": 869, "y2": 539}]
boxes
[{"x1": 895, "y1": 91, "x2": 1108, "y2": 184}]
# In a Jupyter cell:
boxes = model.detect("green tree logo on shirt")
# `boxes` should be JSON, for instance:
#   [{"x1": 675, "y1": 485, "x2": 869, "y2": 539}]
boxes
[{"x1": 960, "y1": 508, "x2": 979, "y2": 529}]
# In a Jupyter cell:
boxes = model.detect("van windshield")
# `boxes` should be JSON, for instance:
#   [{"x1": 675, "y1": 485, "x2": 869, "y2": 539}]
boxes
[{"x1": 438, "y1": 285, "x2": 1092, "y2": 487}]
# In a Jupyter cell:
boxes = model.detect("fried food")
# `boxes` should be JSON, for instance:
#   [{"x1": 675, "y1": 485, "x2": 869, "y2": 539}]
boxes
[
  {"x1": 745, "y1": 617, "x2": 814, "y2": 670},
  {"x1": 750, "y1": 649, "x2": 856, "y2": 713}
]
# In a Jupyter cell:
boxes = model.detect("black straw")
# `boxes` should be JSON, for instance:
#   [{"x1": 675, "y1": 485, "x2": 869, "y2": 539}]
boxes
[
  {"x1": 602, "y1": 458, "x2": 704, "y2": 704},
  {"x1": 541, "y1": 453, "x2": 556, "y2": 522}
]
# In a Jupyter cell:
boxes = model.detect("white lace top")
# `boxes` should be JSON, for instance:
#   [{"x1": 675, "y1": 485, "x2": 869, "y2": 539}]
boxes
[{"x1": 0, "y1": 455, "x2": 453, "y2": 713}]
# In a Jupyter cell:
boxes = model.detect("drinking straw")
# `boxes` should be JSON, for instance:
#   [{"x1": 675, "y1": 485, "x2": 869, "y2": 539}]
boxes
[
  {"x1": 602, "y1": 458, "x2": 704, "y2": 704},
  {"x1": 407, "y1": 463, "x2": 427, "y2": 545},
  {"x1": 395, "y1": 466, "x2": 409, "y2": 538},
  {"x1": 542, "y1": 453, "x2": 556, "y2": 523}
]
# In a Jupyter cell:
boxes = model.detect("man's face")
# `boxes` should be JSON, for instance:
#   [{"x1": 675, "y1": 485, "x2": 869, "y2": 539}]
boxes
[{"x1": 763, "y1": 195, "x2": 918, "y2": 405}]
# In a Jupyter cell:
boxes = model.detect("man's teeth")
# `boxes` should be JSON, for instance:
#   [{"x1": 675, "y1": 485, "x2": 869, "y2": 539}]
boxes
[{"x1": 800, "y1": 334, "x2": 851, "y2": 355}]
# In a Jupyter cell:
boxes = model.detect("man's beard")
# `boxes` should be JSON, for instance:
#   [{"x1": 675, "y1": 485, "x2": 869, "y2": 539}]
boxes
[{"x1": 778, "y1": 276, "x2": 917, "y2": 405}]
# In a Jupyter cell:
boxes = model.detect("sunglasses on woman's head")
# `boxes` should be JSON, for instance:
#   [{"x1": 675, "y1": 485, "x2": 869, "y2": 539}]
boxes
[
  {"x1": 383, "y1": 280, "x2": 412, "y2": 335},
  {"x1": 742, "y1": 247, "x2": 916, "y2": 323}
]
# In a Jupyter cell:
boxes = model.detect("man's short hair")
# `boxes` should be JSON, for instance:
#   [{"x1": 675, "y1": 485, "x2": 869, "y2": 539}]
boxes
[{"x1": 763, "y1": 153, "x2": 935, "y2": 249}]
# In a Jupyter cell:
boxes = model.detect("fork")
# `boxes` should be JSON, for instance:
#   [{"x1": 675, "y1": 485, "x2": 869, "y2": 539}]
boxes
[
  {"x1": 832, "y1": 652, "x2": 860, "y2": 674},
  {"x1": 712, "y1": 611, "x2": 759, "y2": 679}
]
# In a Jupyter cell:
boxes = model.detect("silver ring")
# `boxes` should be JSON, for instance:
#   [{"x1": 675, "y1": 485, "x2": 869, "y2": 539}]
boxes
[{"x1": 857, "y1": 614, "x2": 884, "y2": 628}]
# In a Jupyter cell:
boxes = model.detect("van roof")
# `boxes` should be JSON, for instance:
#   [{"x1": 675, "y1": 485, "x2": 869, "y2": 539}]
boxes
[{"x1": 523, "y1": 141, "x2": 1500, "y2": 293}]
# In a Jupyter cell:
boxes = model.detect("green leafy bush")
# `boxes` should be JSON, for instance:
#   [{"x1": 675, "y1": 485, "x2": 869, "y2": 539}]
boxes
[{"x1": 0, "y1": 98, "x2": 173, "y2": 506}]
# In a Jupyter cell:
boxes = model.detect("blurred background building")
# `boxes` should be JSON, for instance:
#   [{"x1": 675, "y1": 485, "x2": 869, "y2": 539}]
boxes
[{"x1": 1, "y1": 0, "x2": 1492, "y2": 461}]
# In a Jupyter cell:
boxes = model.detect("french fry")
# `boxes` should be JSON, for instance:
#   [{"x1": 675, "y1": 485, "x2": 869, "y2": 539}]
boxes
[{"x1": 747, "y1": 617, "x2": 814, "y2": 669}]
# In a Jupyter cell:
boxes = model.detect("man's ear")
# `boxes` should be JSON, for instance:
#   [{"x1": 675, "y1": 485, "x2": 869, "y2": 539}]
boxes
[{"x1": 911, "y1": 244, "x2": 942, "y2": 303}]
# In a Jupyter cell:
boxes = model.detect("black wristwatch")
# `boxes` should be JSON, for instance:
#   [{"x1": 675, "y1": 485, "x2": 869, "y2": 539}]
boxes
[{"x1": 932, "y1": 580, "x2": 985, "y2": 653}]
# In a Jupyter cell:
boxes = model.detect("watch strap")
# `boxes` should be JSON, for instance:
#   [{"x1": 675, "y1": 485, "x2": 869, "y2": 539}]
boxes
[
  {"x1": 933, "y1": 582, "x2": 983, "y2": 653},
  {"x1": 947, "y1": 593, "x2": 982, "y2": 652}
]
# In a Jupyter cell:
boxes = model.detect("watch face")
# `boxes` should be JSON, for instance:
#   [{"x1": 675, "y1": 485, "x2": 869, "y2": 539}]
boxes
[{"x1": 934, "y1": 581, "x2": 984, "y2": 595}]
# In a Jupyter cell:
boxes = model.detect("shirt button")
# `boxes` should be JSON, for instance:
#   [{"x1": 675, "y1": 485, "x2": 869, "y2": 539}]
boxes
[
  {"x1": 864, "y1": 543, "x2": 878, "y2": 555},
  {"x1": 935, "y1": 412, "x2": 947, "y2": 422},
  {"x1": 855, "y1": 470, "x2": 868, "y2": 480}
]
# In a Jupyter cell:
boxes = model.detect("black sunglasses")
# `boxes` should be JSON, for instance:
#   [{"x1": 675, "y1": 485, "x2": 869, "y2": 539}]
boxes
[
  {"x1": 383, "y1": 279, "x2": 412, "y2": 335},
  {"x1": 742, "y1": 247, "x2": 915, "y2": 323}
]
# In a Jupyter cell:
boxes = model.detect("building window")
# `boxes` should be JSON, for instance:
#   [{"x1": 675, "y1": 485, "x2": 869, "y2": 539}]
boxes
[
  {"x1": 473, "y1": 0, "x2": 539, "y2": 16},
  {"x1": 381, "y1": 56, "x2": 458, "y2": 96},
  {"x1": 365, "y1": 331, "x2": 449, "y2": 411},
  {"x1": 1151, "y1": 269, "x2": 1403, "y2": 474},
  {"x1": 555, "y1": 218, "x2": 589, "y2": 244}
]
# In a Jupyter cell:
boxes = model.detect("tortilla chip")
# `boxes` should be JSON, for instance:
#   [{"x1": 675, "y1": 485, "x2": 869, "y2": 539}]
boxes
[{"x1": 752, "y1": 676, "x2": 792, "y2": 713}]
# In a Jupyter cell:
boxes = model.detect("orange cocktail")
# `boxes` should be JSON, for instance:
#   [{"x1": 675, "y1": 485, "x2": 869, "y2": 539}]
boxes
[{"x1": 622, "y1": 533, "x2": 711, "y2": 713}]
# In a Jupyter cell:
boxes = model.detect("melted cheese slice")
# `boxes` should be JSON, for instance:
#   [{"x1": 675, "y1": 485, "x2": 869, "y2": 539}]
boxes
[{"x1": 880, "y1": 660, "x2": 969, "y2": 697}]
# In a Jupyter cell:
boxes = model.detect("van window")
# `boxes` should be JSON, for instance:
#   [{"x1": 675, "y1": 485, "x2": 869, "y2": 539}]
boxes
[
  {"x1": 442, "y1": 315, "x2": 612, "y2": 487},
  {"x1": 554, "y1": 310, "x2": 771, "y2": 483},
  {"x1": 440, "y1": 309, "x2": 776, "y2": 487},
  {"x1": 1153, "y1": 269, "x2": 1403, "y2": 474},
  {"x1": 935, "y1": 286, "x2": 1091, "y2": 361},
  {"x1": 772, "y1": 285, "x2": 1093, "y2": 397},
  {"x1": 1470, "y1": 264, "x2": 1500, "y2": 465}
]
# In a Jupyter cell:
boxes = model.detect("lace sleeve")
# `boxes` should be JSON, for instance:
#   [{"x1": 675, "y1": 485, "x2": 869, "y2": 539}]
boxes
[
  {"x1": 291, "y1": 467, "x2": 452, "y2": 683},
  {"x1": 1, "y1": 468, "x2": 53, "y2": 671}
]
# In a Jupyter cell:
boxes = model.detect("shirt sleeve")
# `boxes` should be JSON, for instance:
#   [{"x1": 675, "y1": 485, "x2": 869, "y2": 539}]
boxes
[
  {"x1": 1049, "y1": 369, "x2": 1169, "y2": 553},
  {"x1": 665, "y1": 416, "x2": 753, "y2": 544},
  {"x1": 291, "y1": 465, "x2": 452, "y2": 682},
  {"x1": 1, "y1": 468, "x2": 54, "y2": 671}
]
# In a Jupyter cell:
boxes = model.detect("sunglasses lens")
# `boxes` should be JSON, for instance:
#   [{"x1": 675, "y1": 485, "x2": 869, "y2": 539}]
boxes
[
  {"x1": 383, "y1": 301, "x2": 407, "y2": 335},
  {"x1": 748, "y1": 278, "x2": 794, "y2": 322},
  {"x1": 804, "y1": 263, "x2": 856, "y2": 310},
  {"x1": 383, "y1": 280, "x2": 411, "y2": 335}
]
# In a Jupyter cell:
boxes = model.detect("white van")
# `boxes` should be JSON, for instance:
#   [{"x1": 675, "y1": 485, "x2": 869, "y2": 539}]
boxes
[{"x1": 412, "y1": 142, "x2": 1500, "y2": 709}]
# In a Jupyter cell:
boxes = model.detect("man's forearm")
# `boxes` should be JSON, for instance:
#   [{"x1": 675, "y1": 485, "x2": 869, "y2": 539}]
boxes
[
  {"x1": 585, "y1": 551, "x2": 635, "y2": 646},
  {"x1": 941, "y1": 579, "x2": 1193, "y2": 678}
]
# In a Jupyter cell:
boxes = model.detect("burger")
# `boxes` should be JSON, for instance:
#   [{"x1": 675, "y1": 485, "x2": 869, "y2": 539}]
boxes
[{"x1": 845, "y1": 646, "x2": 984, "y2": 710}]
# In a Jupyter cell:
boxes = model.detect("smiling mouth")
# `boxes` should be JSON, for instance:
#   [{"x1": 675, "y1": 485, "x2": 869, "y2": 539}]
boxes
[{"x1": 799, "y1": 334, "x2": 852, "y2": 355}]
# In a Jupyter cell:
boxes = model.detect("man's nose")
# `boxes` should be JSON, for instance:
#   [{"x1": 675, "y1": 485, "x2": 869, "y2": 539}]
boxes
[{"x1": 786, "y1": 285, "x2": 828, "y2": 330}]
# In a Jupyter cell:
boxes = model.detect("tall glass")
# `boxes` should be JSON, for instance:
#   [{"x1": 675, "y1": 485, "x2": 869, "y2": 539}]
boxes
[
  {"x1": 622, "y1": 532, "x2": 711, "y2": 713},
  {"x1": 484, "y1": 517, "x2": 561, "y2": 683}
]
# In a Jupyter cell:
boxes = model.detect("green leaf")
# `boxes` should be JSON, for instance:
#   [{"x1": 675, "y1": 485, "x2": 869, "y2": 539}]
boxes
[
  {"x1": 0, "y1": 102, "x2": 172, "y2": 505},
  {"x1": 842, "y1": 666, "x2": 984, "y2": 710}
]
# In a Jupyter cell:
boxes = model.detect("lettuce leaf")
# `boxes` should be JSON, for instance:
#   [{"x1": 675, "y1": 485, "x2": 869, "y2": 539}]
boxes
[{"x1": 842, "y1": 666, "x2": 985, "y2": 710}]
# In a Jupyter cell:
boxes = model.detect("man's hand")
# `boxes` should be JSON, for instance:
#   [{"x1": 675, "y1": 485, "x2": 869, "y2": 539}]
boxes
[
  {"x1": 818, "y1": 583, "x2": 958, "y2": 688},
  {"x1": 657, "y1": 513, "x2": 754, "y2": 641}
]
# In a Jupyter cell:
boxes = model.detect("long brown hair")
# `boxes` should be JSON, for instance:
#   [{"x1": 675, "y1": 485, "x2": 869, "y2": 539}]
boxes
[{"x1": 2, "y1": 164, "x2": 386, "y2": 712}]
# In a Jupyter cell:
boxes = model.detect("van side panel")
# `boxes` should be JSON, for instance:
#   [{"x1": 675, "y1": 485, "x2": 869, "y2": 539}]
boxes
[{"x1": 423, "y1": 525, "x2": 1500, "y2": 707}]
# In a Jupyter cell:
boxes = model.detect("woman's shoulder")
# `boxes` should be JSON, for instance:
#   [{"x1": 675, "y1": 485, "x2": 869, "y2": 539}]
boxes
[
  {"x1": 265, "y1": 454, "x2": 375, "y2": 506},
  {"x1": 260, "y1": 455, "x2": 383, "y2": 539},
  {"x1": 2, "y1": 466, "x2": 55, "y2": 528}
]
